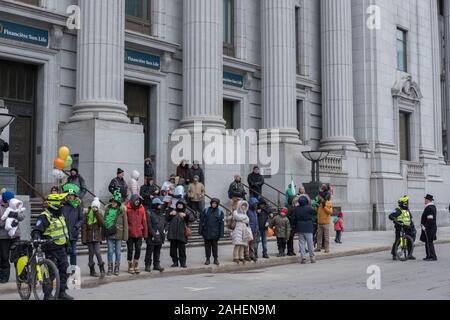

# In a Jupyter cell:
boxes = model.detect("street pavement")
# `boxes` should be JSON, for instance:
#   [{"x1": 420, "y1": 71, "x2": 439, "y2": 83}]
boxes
[
  {"x1": 2, "y1": 243, "x2": 450, "y2": 300},
  {"x1": 1, "y1": 227, "x2": 450, "y2": 299}
]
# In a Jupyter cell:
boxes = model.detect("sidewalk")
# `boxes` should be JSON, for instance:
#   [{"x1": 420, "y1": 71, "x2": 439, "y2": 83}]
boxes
[{"x1": 1, "y1": 227, "x2": 450, "y2": 295}]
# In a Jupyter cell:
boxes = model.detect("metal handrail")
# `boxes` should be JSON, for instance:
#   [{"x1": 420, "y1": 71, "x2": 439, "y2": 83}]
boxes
[
  {"x1": 263, "y1": 182, "x2": 287, "y2": 208},
  {"x1": 241, "y1": 182, "x2": 280, "y2": 209},
  {"x1": 204, "y1": 193, "x2": 232, "y2": 214},
  {"x1": 16, "y1": 175, "x2": 46, "y2": 200},
  {"x1": 62, "y1": 170, "x2": 107, "y2": 205}
]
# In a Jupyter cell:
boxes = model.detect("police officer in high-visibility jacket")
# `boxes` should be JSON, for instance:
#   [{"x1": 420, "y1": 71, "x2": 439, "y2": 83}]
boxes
[
  {"x1": 389, "y1": 195, "x2": 416, "y2": 261},
  {"x1": 31, "y1": 193, "x2": 74, "y2": 300}
]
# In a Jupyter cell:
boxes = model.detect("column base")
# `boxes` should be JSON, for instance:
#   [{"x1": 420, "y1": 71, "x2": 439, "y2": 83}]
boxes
[
  {"x1": 179, "y1": 117, "x2": 226, "y2": 131},
  {"x1": 60, "y1": 119, "x2": 144, "y2": 202},
  {"x1": 70, "y1": 102, "x2": 130, "y2": 124},
  {"x1": 320, "y1": 137, "x2": 359, "y2": 151}
]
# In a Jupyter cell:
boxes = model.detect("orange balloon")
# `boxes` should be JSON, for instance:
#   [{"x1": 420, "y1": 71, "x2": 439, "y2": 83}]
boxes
[{"x1": 54, "y1": 158, "x2": 65, "y2": 170}]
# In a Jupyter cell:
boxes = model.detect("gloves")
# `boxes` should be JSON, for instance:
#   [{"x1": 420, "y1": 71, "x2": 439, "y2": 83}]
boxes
[
  {"x1": 31, "y1": 231, "x2": 41, "y2": 241},
  {"x1": 421, "y1": 225, "x2": 426, "y2": 231},
  {"x1": 66, "y1": 244, "x2": 72, "y2": 255},
  {"x1": 8, "y1": 211, "x2": 18, "y2": 219}
]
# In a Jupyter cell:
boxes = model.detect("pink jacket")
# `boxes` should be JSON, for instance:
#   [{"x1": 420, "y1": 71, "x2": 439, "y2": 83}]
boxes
[{"x1": 334, "y1": 218, "x2": 344, "y2": 232}]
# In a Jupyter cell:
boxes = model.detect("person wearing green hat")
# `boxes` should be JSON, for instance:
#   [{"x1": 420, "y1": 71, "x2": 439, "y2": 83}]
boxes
[{"x1": 61, "y1": 183, "x2": 84, "y2": 274}]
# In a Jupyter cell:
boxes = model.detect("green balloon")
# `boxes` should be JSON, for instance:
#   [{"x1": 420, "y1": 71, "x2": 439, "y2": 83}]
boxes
[{"x1": 64, "y1": 155, "x2": 73, "y2": 169}]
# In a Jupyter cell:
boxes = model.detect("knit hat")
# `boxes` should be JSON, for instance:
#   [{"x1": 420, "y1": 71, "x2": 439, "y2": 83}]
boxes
[
  {"x1": 152, "y1": 198, "x2": 164, "y2": 205},
  {"x1": 91, "y1": 197, "x2": 101, "y2": 209},
  {"x1": 2, "y1": 191, "x2": 15, "y2": 203},
  {"x1": 338, "y1": 212, "x2": 344, "y2": 218},
  {"x1": 280, "y1": 208, "x2": 288, "y2": 215},
  {"x1": 70, "y1": 168, "x2": 78, "y2": 174},
  {"x1": 117, "y1": 168, "x2": 124, "y2": 175}
]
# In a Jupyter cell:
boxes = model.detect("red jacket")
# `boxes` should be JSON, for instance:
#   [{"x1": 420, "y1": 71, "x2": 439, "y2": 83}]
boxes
[
  {"x1": 334, "y1": 217, "x2": 344, "y2": 232},
  {"x1": 126, "y1": 202, "x2": 148, "y2": 239}
]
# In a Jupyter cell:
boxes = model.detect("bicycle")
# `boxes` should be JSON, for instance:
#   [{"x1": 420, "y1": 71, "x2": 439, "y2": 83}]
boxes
[
  {"x1": 10, "y1": 239, "x2": 61, "y2": 300},
  {"x1": 393, "y1": 223, "x2": 415, "y2": 262}
]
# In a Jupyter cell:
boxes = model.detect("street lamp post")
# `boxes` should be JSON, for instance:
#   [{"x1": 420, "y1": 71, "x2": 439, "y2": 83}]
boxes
[{"x1": 302, "y1": 150, "x2": 329, "y2": 199}]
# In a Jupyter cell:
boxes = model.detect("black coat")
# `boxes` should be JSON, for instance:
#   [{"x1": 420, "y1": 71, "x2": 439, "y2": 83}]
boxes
[
  {"x1": 247, "y1": 173, "x2": 264, "y2": 196},
  {"x1": 199, "y1": 207, "x2": 225, "y2": 240},
  {"x1": 292, "y1": 198, "x2": 315, "y2": 234},
  {"x1": 140, "y1": 184, "x2": 160, "y2": 208},
  {"x1": 108, "y1": 177, "x2": 128, "y2": 201},
  {"x1": 147, "y1": 209, "x2": 168, "y2": 245},
  {"x1": 166, "y1": 209, "x2": 195, "y2": 243},
  {"x1": 257, "y1": 207, "x2": 270, "y2": 231},
  {"x1": 145, "y1": 163, "x2": 155, "y2": 178},
  {"x1": 187, "y1": 166, "x2": 204, "y2": 184},
  {"x1": 420, "y1": 204, "x2": 437, "y2": 242}
]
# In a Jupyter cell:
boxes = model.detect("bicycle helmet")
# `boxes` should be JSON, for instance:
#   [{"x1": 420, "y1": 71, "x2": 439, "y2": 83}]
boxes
[
  {"x1": 47, "y1": 193, "x2": 68, "y2": 210},
  {"x1": 398, "y1": 195, "x2": 409, "y2": 207}
]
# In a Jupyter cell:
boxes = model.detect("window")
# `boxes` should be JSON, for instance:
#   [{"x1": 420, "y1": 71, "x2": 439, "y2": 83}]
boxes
[
  {"x1": 295, "y1": 6, "x2": 300, "y2": 74},
  {"x1": 397, "y1": 28, "x2": 408, "y2": 72},
  {"x1": 223, "y1": 100, "x2": 235, "y2": 130},
  {"x1": 16, "y1": 0, "x2": 39, "y2": 5},
  {"x1": 399, "y1": 111, "x2": 411, "y2": 161},
  {"x1": 223, "y1": 0, "x2": 235, "y2": 57},
  {"x1": 296, "y1": 100, "x2": 304, "y2": 141},
  {"x1": 126, "y1": 0, "x2": 151, "y2": 34},
  {"x1": 438, "y1": 0, "x2": 444, "y2": 16}
]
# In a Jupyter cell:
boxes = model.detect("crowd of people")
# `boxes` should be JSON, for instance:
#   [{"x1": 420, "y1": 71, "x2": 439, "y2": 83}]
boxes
[{"x1": 0, "y1": 157, "x2": 440, "y2": 300}]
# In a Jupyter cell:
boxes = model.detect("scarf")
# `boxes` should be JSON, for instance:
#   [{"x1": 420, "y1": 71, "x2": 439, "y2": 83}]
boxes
[
  {"x1": 67, "y1": 199, "x2": 79, "y2": 209},
  {"x1": 87, "y1": 208, "x2": 97, "y2": 225},
  {"x1": 105, "y1": 207, "x2": 119, "y2": 229}
]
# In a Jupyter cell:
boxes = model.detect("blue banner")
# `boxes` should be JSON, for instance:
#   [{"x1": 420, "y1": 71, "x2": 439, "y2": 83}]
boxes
[
  {"x1": 0, "y1": 20, "x2": 48, "y2": 47},
  {"x1": 224, "y1": 71, "x2": 244, "y2": 88},
  {"x1": 125, "y1": 49, "x2": 161, "y2": 70}
]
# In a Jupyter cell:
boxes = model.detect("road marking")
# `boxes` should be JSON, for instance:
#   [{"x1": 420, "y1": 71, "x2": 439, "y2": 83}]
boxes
[{"x1": 184, "y1": 287, "x2": 213, "y2": 292}]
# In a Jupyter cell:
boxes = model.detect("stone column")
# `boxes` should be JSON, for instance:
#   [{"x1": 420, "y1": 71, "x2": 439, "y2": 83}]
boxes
[
  {"x1": 444, "y1": 0, "x2": 450, "y2": 161},
  {"x1": 70, "y1": 0, "x2": 129, "y2": 123},
  {"x1": 261, "y1": 0, "x2": 300, "y2": 142},
  {"x1": 181, "y1": 0, "x2": 225, "y2": 129},
  {"x1": 320, "y1": 0, "x2": 357, "y2": 151}
]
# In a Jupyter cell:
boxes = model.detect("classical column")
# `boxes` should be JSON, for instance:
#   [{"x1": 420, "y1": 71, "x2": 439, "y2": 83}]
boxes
[
  {"x1": 320, "y1": 0, "x2": 357, "y2": 151},
  {"x1": 181, "y1": 0, "x2": 225, "y2": 129},
  {"x1": 70, "y1": 0, "x2": 129, "y2": 123},
  {"x1": 444, "y1": 0, "x2": 450, "y2": 161},
  {"x1": 261, "y1": 0, "x2": 300, "y2": 142}
]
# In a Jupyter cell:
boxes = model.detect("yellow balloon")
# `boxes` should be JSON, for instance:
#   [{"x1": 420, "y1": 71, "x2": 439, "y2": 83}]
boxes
[{"x1": 58, "y1": 146, "x2": 70, "y2": 160}]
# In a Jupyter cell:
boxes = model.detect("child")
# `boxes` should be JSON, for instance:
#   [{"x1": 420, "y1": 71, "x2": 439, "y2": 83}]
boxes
[
  {"x1": 232, "y1": 200, "x2": 250, "y2": 264},
  {"x1": 270, "y1": 208, "x2": 292, "y2": 257},
  {"x1": 1, "y1": 198, "x2": 26, "y2": 238},
  {"x1": 334, "y1": 212, "x2": 344, "y2": 244}
]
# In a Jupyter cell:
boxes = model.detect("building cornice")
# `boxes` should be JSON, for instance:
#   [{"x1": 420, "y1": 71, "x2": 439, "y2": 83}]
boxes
[
  {"x1": 223, "y1": 56, "x2": 260, "y2": 74},
  {"x1": 125, "y1": 31, "x2": 180, "y2": 55}
]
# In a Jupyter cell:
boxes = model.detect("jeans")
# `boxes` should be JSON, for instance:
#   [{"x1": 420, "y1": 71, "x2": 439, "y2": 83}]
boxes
[
  {"x1": 298, "y1": 233, "x2": 315, "y2": 258},
  {"x1": 335, "y1": 230, "x2": 343, "y2": 243},
  {"x1": 126, "y1": 237, "x2": 143, "y2": 261},
  {"x1": 87, "y1": 242, "x2": 103, "y2": 266},
  {"x1": 317, "y1": 224, "x2": 330, "y2": 251},
  {"x1": 107, "y1": 240, "x2": 122, "y2": 264},
  {"x1": 255, "y1": 229, "x2": 268, "y2": 257},
  {"x1": 69, "y1": 240, "x2": 78, "y2": 266},
  {"x1": 204, "y1": 240, "x2": 219, "y2": 259}
]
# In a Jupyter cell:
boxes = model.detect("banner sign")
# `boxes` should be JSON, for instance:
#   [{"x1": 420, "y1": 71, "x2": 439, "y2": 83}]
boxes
[{"x1": 0, "y1": 20, "x2": 48, "y2": 47}]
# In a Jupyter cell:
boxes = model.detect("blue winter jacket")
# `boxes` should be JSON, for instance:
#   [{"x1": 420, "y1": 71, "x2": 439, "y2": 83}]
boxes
[{"x1": 247, "y1": 198, "x2": 259, "y2": 235}]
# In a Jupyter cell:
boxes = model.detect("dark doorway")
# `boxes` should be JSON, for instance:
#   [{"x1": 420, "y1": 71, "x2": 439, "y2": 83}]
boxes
[
  {"x1": 223, "y1": 99, "x2": 236, "y2": 130},
  {"x1": 125, "y1": 81, "x2": 150, "y2": 157},
  {"x1": 0, "y1": 59, "x2": 36, "y2": 195}
]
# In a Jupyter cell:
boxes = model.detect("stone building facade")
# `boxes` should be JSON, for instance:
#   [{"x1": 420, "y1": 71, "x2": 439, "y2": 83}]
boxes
[{"x1": 1, "y1": 0, "x2": 450, "y2": 231}]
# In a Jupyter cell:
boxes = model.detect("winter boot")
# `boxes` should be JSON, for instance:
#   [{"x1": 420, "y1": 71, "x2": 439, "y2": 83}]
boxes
[
  {"x1": 153, "y1": 264, "x2": 165, "y2": 272},
  {"x1": 128, "y1": 261, "x2": 135, "y2": 274},
  {"x1": 310, "y1": 257, "x2": 316, "y2": 264},
  {"x1": 89, "y1": 263, "x2": 99, "y2": 277},
  {"x1": 171, "y1": 259, "x2": 179, "y2": 268},
  {"x1": 107, "y1": 263, "x2": 113, "y2": 276},
  {"x1": 145, "y1": 264, "x2": 152, "y2": 272},
  {"x1": 58, "y1": 291, "x2": 74, "y2": 301},
  {"x1": 213, "y1": 259, "x2": 220, "y2": 266},
  {"x1": 114, "y1": 263, "x2": 120, "y2": 276},
  {"x1": 99, "y1": 263, "x2": 106, "y2": 278},
  {"x1": 205, "y1": 258, "x2": 211, "y2": 266},
  {"x1": 133, "y1": 260, "x2": 140, "y2": 274},
  {"x1": 301, "y1": 258, "x2": 307, "y2": 264}
]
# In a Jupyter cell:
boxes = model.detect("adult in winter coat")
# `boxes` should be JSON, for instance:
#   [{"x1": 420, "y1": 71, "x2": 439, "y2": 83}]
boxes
[
  {"x1": 270, "y1": 208, "x2": 292, "y2": 257},
  {"x1": 255, "y1": 199, "x2": 272, "y2": 259},
  {"x1": 104, "y1": 191, "x2": 128, "y2": 276},
  {"x1": 144, "y1": 158, "x2": 155, "y2": 179},
  {"x1": 247, "y1": 166, "x2": 265, "y2": 199},
  {"x1": 173, "y1": 177, "x2": 187, "y2": 207},
  {"x1": 0, "y1": 191, "x2": 25, "y2": 283},
  {"x1": 286, "y1": 197, "x2": 298, "y2": 256},
  {"x1": 315, "y1": 198, "x2": 333, "y2": 253},
  {"x1": 167, "y1": 200, "x2": 196, "y2": 268},
  {"x1": 293, "y1": 197, "x2": 316, "y2": 264},
  {"x1": 176, "y1": 160, "x2": 190, "y2": 180},
  {"x1": 421, "y1": 194, "x2": 438, "y2": 261},
  {"x1": 145, "y1": 198, "x2": 168, "y2": 272},
  {"x1": 187, "y1": 175, "x2": 205, "y2": 215},
  {"x1": 245, "y1": 197, "x2": 259, "y2": 262},
  {"x1": 232, "y1": 200, "x2": 251, "y2": 264},
  {"x1": 61, "y1": 183, "x2": 84, "y2": 274},
  {"x1": 187, "y1": 161, "x2": 204, "y2": 184},
  {"x1": 140, "y1": 176, "x2": 160, "y2": 211},
  {"x1": 67, "y1": 168, "x2": 87, "y2": 199},
  {"x1": 228, "y1": 175, "x2": 247, "y2": 210},
  {"x1": 108, "y1": 168, "x2": 128, "y2": 202},
  {"x1": 128, "y1": 170, "x2": 141, "y2": 197},
  {"x1": 81, "y1": 197, "x2": 105, "y2": 277},
  {"x1": 199, "y1": 198, "x2": 224, "y2": 266},
  {"x1": 389, "y1": 195, "x2": 416, "y2": 261},
  {"x1": 125, "y1": 194, "x2": 148, "y2": 274}
]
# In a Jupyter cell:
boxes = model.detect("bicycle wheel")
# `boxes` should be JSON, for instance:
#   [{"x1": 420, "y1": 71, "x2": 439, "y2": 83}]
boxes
[
  {"x1": 395, "y1": 236, "x2": 413, "y2": 262},
  {"x1": 32, "y1": 259, "x2": 60, "y2": 301},
  {"x1": 16, "y1": 268, "x2": 32, "y2": 301}
]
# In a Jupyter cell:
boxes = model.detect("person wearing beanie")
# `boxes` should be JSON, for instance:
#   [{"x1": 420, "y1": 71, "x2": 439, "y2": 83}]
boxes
[
  {"x1": 187, "y1": 161, "x2": 204, "y2": 184},
  {"x1": 144, "y1": 158, "x2": 155, "y2": 179},
  {"x1": 108, "y1": 168, "x2": 128, "y2": 202},
  {"x1": 145, "y1": 198, "x2": 167, "y2": 273},
  {"x1": 228, "y1": 174, "x2": 247, "y2": 211},
  {"x1": 199, "y1": 198, "x2": 225, "y2": 266},
  {"x1": 247, "y1": 166, "x2": 265, "y2": 199},
  {"x1": 334, "y1": 212, "x2": 344, "y2": 244},
  {"x1": 293, "y1": 197, "x2": 316, "y2": 264},
  {"x1": 0, "y1": 191, "x2": 25, "y2": 283},
  {"x1": 67, "y1": 168, "x2": 87, "y2": 200},
  {"x1": 140, "y1": 176, "x2": 160, "y2": 212},
  {"x1": 104, "y1": 190, "x2": 128, "y2": 276},
  {"x1": 125, "y1": 194, "x2": 148, "y2": 274},
  {"x1": 187, "y1": 175, "x2": 205, "y2": 216},
  {"x1": 269, "y1": 208, "x2": 292, "y2": 257},
  {"x1": 81, "y1": 197, "x2": 105, "y2": 277}
]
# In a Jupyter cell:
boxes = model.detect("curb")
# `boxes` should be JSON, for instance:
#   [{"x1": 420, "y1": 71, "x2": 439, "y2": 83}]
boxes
[{"x1": 1, "y1": 239, "x2": 449, "y2": 296}]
